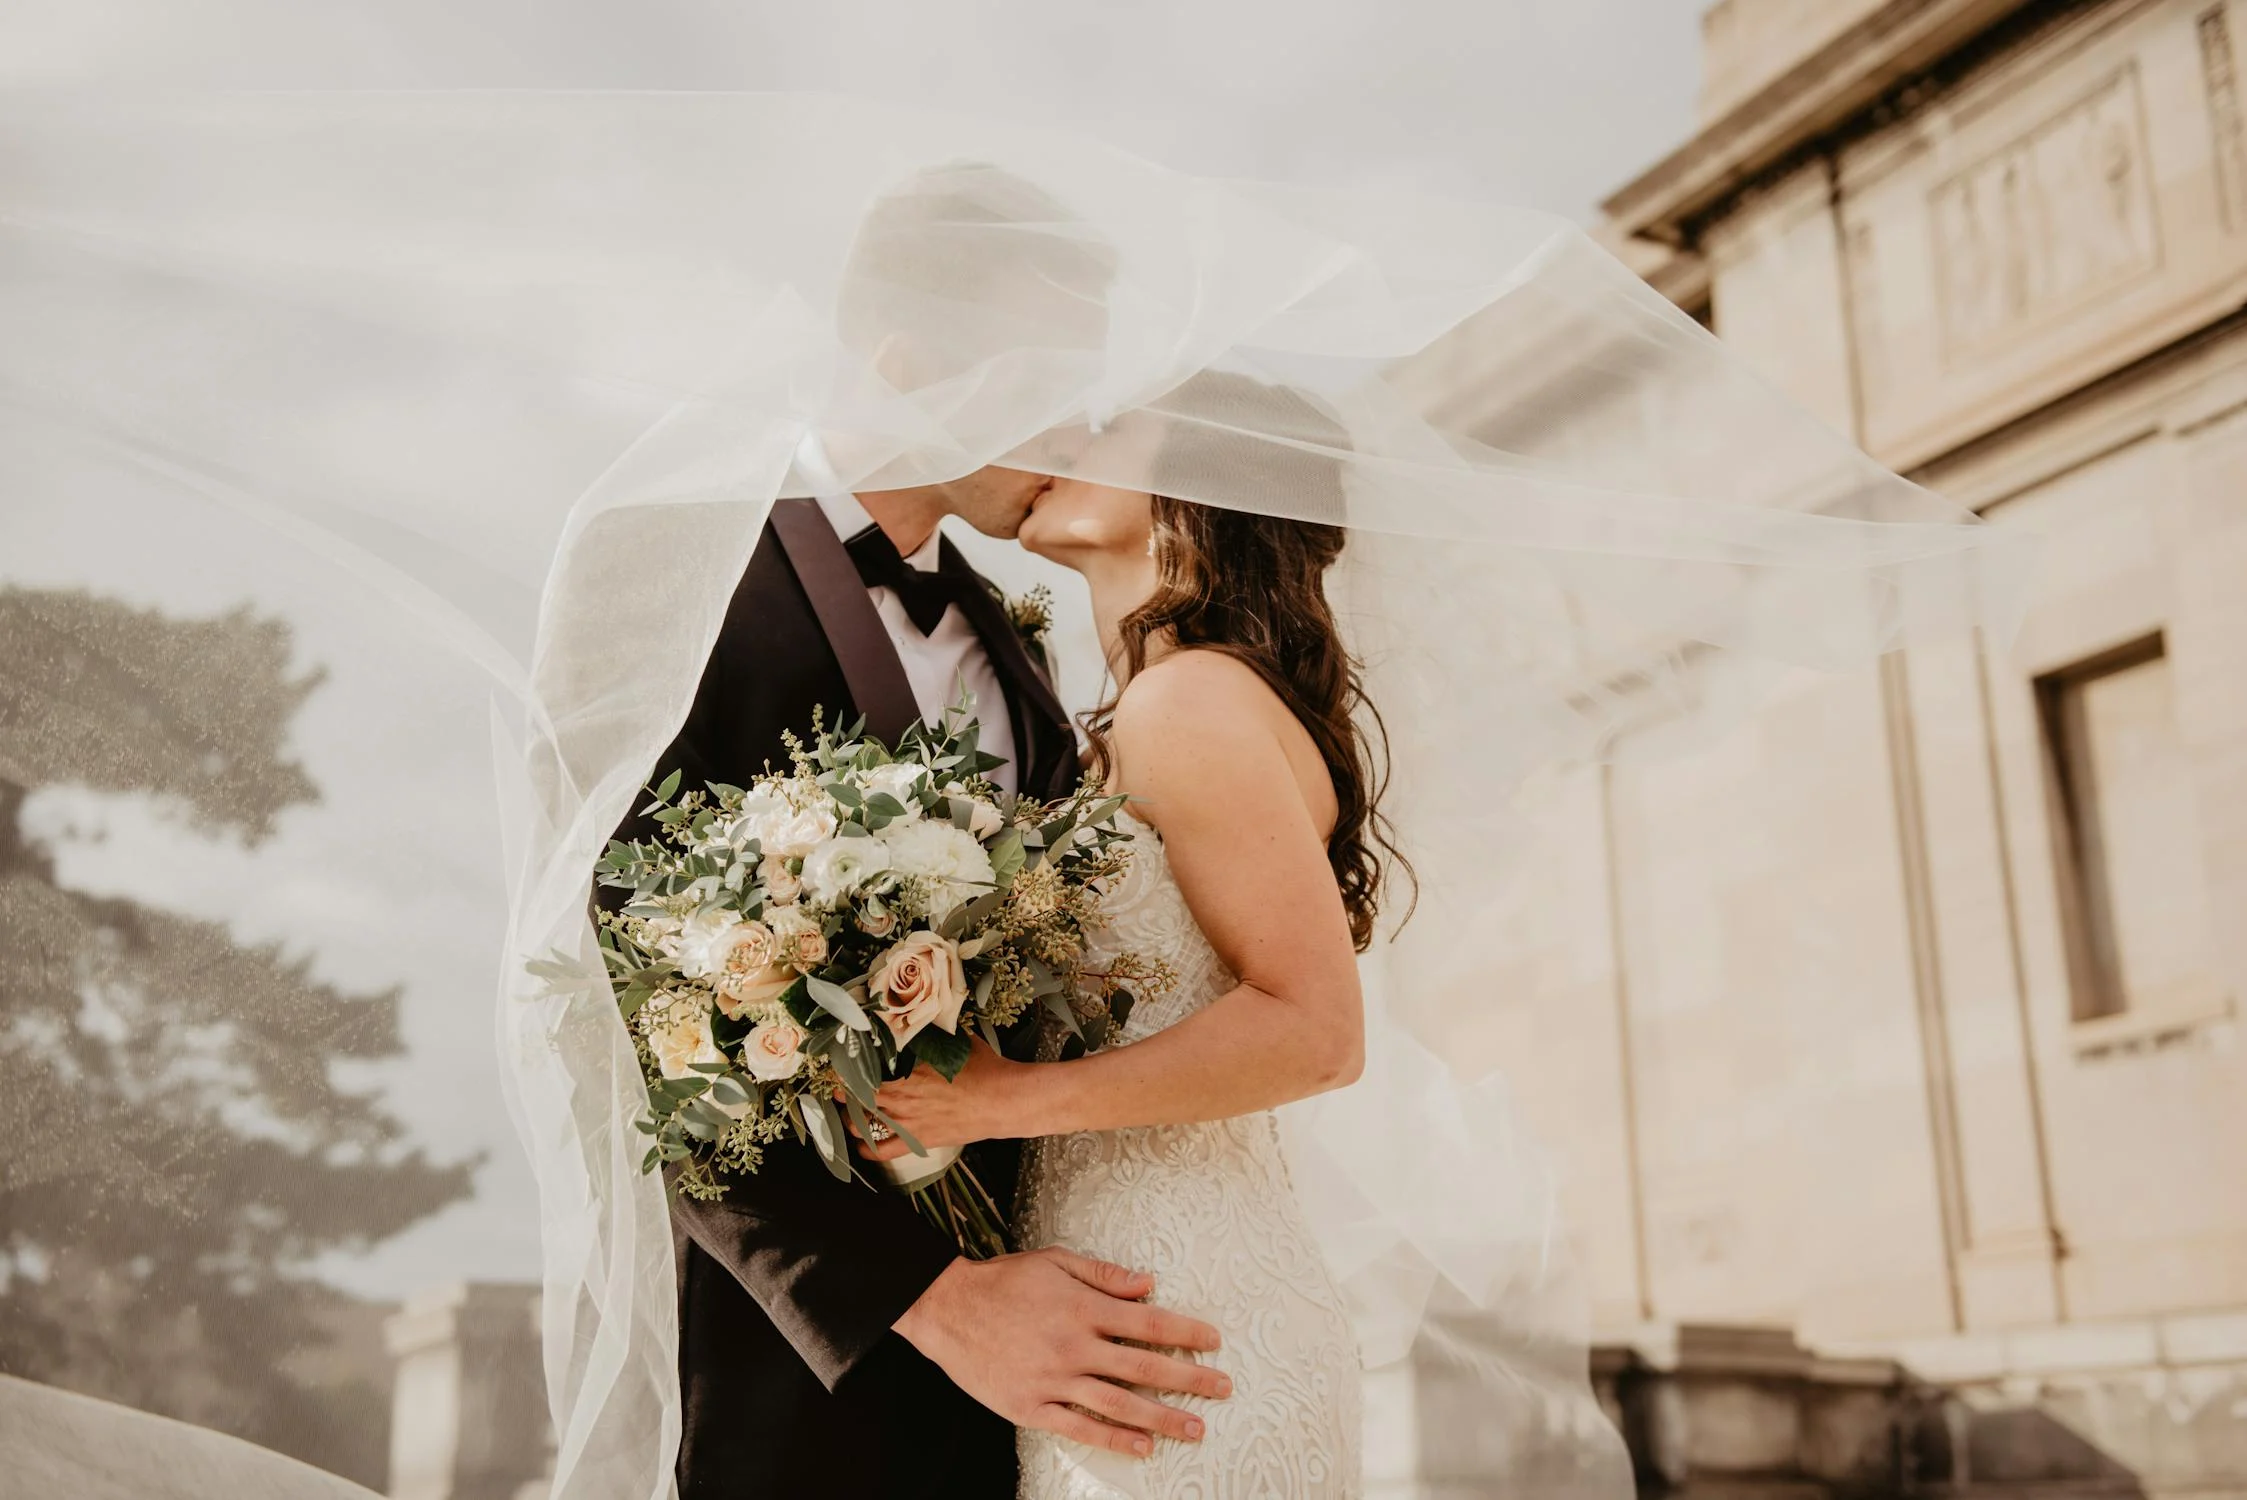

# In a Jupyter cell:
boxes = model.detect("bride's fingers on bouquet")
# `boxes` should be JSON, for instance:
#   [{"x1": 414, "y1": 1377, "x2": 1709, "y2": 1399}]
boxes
[
  {"x1": 1084, "y1": 1339, "x2": 1233, "y2": 1404},
  {"x1": 1063, "y1": 1379, "x2": 1205, "y2": 1445},
  {"x1": 1026, "y1": 1404, "x2": 1159, "y2": 1460}
]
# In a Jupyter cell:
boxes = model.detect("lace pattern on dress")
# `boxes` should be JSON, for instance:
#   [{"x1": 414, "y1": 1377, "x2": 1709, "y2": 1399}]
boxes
[{"x1": 1015, "y1": 815, "x2": 1363, "y2": 1499}]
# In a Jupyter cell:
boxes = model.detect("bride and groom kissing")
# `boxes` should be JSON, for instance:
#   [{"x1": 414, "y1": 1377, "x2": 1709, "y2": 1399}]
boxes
[
  {"x1": 625, "y1": 448, "x2": 1395, "y2": 1500},
  {"x1": 606, "y1": 159, "x2": 1396, "y2": 1500}
]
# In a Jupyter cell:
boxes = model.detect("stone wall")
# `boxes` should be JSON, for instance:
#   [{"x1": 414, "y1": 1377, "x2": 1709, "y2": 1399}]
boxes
[{"x1": 1481, "y1": 1, "x2": 2247, "y2": 1492}]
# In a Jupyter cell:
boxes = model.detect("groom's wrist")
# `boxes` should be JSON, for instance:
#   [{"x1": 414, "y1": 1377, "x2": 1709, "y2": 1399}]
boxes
[{"x1": 892, "y1": 1254, "x2": 968, "y2": 1344}]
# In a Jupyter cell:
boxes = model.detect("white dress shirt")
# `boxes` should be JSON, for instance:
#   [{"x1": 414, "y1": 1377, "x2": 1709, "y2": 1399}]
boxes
[{"x1": 815, "y1": 492, "x2": 1019, "y2": 793}]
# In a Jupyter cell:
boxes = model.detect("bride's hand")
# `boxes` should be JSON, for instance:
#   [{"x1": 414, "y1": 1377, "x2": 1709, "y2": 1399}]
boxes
[{"x1": 851, "y1": 1036, "x2": 1027, "y2": 1159}]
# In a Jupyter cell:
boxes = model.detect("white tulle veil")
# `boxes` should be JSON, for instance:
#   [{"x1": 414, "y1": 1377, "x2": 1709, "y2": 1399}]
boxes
[{"x1": 0, "y1": 87, "x2": 2026, "y2": 1499}]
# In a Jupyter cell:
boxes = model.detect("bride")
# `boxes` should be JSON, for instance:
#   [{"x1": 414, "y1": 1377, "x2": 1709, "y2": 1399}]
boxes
[{"x1": 862, "y1": 469, "x2": 1393, "y2": 1496}]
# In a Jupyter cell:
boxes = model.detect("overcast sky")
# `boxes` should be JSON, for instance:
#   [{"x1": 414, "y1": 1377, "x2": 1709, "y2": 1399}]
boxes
[
  {"x1": 9, "y1": 2, "x2": 1708, "y2": 1299},
  {"x1": 11, "y1": 0, "x2": 1704, "y2": 219}
]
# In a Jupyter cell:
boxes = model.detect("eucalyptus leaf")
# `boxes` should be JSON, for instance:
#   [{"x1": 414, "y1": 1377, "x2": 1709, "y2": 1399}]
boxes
[
  {"x1": 1041, "y1": 991, "x2": 1084, "y2": 1040},
  {"x1": 986, "y1": 829, "x2": 1026, "y2": 886},
  {"x1": 805, "y1": 975, "x2": 875, "y2": 1033},
  {"x1": 797, "y1": 1094, "x2": 852, "y2": 1183},
  {"x1": 828, "y1": 1033, "x2": 880, "y2": 1107}
]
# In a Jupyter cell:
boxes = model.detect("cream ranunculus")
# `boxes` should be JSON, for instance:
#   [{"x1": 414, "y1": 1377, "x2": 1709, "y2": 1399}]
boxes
[
  {"x1": 881, "y1": 819, "x2": 996, "y2": 917},
  {"x1": 739, "y1": 1019, "x2": 810, "y2": 1082},
  {"x1": 867, "y1": 930, "x2": 969, "y2": 1048},
  {"x1": 800, "y1": 835, "x2": 893, "y2": 905}
]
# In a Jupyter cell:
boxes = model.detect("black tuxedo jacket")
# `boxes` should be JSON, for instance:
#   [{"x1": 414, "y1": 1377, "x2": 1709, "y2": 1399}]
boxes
[{"x1": 611, "y1": 500, "x2": 1077, "y2": 1500}]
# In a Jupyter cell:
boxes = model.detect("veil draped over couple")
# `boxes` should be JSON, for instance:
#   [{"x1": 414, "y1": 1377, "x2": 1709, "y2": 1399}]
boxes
[{"x1": 0, "y1": 88, "x2": 2026, "y2": 1500}]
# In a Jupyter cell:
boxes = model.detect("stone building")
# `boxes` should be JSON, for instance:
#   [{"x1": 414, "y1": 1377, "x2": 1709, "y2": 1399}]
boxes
[{"x1": 1435, "y1": 0, "x2": 2247, "y2": 1494}]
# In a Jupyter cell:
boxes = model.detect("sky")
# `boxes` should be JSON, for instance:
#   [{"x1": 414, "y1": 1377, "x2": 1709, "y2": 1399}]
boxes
[
  {"x1": 6, "y1": 2, "x2": 1708, "y2": 1299},
  {"x1": 8, "y1": 0, "x2": 1705, "y2": 219}
]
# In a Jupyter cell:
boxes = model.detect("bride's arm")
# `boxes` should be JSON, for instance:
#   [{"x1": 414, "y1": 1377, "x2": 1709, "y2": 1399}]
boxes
[{"x1": 866, "y1": 652, "x2": 1364, "y2": 1148}]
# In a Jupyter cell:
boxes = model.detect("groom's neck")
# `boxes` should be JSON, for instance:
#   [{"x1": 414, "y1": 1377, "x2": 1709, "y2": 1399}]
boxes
[{"x1": 856, "y1": 487, "x2": 946, "y2": 558}]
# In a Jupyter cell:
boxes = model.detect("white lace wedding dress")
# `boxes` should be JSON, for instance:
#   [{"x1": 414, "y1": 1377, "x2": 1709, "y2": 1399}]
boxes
[{"x1": 1014, "y1": 814, "x2": 1364, "y2": 1499}]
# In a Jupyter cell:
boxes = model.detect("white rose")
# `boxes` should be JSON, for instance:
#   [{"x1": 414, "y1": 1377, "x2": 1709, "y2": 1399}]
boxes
[
  {"x1": 760, "y1": 804, "x2": 839, "y2": 860},
  {"x1": 861, "y1": 762, "x2": 928, "y2": 819},
  {"x1": 882, "y1": 819, "x2": 997, "y2": 916},
  {"x1": 867, "y1": 930, "x2": 969, "y2": 1048},
  {"x1": 720, "y1": 789, "x2": 791, "y2": 848},
  {"x1": 800, "y1": 835, "x2": 894, "y2": 905},
  {"x1": 739, "y1": 1019, "x2": 810, "y2": 1082}
]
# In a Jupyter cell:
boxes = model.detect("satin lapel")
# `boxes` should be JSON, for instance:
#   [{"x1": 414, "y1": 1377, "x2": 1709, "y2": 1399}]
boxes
[
  {"x1": 939, "y1": 539, "x2": 1075, "y2": 795},
  {"x1": 768, "y1": 499, "x2": 921, "y2": 745}
]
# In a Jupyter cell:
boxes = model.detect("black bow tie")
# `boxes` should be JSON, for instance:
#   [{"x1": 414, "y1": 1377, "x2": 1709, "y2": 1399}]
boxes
[{"x1": 845, "y1": 526, "x2": 967, "y2": 636}]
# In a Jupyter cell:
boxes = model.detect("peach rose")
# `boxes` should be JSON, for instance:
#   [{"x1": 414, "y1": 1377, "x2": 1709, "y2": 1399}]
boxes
[
  {"x1": 760, "y1": 853, "x2": 803, "y2": 904},
  {"x1": 711, "y1": 918, "x2": 796, "y2": 1019},
  {"x1": 739, "y1": 1019, "x2": 809, "y2": 1082},
  {"x1": 867, "y1": 930, "x2": 968, "y2": 1047},
  {"x1": 770, "y1": 907, "x2": 829, "y2": 970}
]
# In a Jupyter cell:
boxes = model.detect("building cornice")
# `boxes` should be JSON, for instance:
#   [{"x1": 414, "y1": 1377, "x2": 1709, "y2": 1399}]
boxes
[{"x1": 1603, "y1": 0, "x2": 2041, "y2": 246}]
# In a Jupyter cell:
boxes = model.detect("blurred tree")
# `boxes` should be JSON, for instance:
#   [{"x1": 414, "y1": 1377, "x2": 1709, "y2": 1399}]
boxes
[{"x1": 0, "y1": 585, "x2": 473, "y2": 1488}]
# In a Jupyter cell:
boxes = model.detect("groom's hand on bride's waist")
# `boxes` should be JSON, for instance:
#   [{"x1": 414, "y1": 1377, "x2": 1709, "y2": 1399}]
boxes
[{"x1": 891, "y1": 1246, "x2": 1229, "y2": 1458}]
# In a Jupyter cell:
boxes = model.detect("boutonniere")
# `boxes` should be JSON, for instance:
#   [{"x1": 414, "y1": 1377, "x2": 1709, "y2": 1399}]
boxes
[{"x1": 1000, "y1": 583, "x2": 1054, "y2": 657}]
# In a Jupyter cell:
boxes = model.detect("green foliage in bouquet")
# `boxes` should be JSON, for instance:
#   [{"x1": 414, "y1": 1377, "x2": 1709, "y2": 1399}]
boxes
[{"x1": 570, "y1": 701, "x2": 1166, "y2": 1256}]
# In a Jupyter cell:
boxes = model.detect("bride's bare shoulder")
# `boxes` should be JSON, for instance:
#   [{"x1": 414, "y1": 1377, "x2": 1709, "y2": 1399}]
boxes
[{"x1": 1108, "y1": 649, "x2": 1300, "y2": 779}]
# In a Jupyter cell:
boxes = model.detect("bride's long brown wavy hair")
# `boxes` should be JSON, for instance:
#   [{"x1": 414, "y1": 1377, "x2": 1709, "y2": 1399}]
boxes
[{"x1": 1083, "y1": 494, "x2": 1414, "y2": 951}]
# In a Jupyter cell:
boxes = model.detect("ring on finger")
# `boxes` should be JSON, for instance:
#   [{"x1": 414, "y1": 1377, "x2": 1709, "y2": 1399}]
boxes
[{"x1": 866, "y1": 1119, "x2": 895, "y2": 1143}]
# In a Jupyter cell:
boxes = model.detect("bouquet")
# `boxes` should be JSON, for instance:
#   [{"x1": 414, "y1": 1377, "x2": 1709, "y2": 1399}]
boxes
[{"x1": 586, "y1": 704, "x2": 1162, "y2": 1257}]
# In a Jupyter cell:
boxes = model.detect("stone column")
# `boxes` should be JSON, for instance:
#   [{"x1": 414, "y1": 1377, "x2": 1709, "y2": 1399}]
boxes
[{"x1": 384, "y1": 1283, "x2": 553, "y2": 1500}]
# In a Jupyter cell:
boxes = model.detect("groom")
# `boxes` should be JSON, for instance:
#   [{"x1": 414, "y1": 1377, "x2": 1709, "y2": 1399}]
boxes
[
  {"x1": 613, "y1": 162, "x2": 1228, "y2": 1499},
  {"x1": 622, "y1": 471, "x2": 1228, "y2": 1498}
]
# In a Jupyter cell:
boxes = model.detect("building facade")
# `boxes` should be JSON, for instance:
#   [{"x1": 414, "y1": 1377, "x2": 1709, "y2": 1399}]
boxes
[{"x1": 1460, "y1": 1, "x2": 2247, "y2": 1493}]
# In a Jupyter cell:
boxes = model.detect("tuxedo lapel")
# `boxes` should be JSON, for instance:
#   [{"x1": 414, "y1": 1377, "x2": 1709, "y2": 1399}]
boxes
[
  {"x1": 938, "y1": 539, "x2": 1077, "y2": 798},
  {"x1": 768, "y1": 499, "x2": 921, "y2": 745}
]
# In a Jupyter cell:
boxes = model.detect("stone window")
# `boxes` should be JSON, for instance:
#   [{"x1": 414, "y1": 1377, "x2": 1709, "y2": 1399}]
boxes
[{"x1": 2036, "y1": 633, "x2": 2215, "y2": 1027}]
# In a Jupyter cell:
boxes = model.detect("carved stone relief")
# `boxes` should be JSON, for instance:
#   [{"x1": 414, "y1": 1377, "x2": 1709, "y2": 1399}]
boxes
[
  {"x1": 1930, "y1": 65, "x2": 2161, "y2": 357},
  {"x1": 2199, "y1": 4, "x2": 2247, "y2": 230}
]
